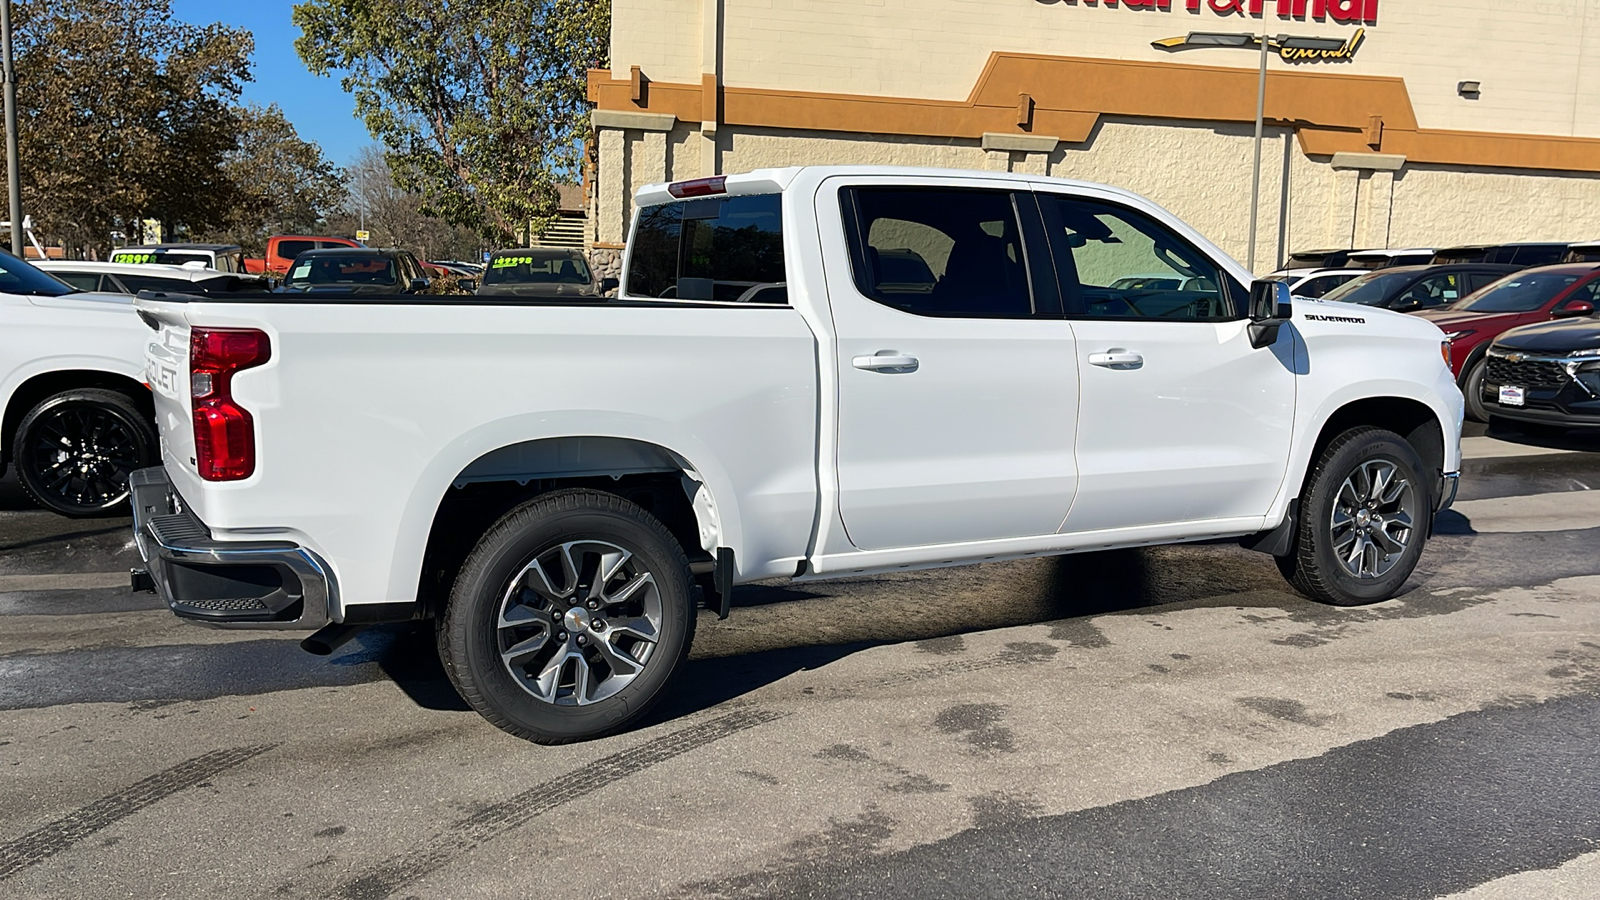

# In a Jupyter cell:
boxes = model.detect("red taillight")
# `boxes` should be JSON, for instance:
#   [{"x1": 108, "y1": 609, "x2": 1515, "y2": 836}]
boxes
[
  {"x1": 667, "y1": 176, "x2": 726, "y2": 198},
  {"x1": 190, "y1": 327, "x2": 270, "y2": 481}
]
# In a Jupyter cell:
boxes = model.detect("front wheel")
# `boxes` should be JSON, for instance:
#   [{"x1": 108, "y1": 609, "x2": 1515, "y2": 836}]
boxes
[
  {"x1": 1276, "y1": 427, "x2": 1429, "y2": 606},
  {"x1": 439, "y1": 489, "x2": 696, "y2": 744},
  {"x1": 13, "y1": 388, "x2": 157, "y2": 517},
  {"x1": 1461, "y1": 357, "x2": 1489, "y2": 424}
]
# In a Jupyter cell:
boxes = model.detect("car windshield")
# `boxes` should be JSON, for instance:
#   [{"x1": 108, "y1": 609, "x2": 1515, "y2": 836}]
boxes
[
  {"x1": 1320, "y1": 270, "x2": 1414, "y2": 306},
  {"x1": 0, "y1": 248, "x2": 75, "y2": 296},
  {"x1": 285, "y1": 256, "x2": 398, "y2": 287},
  {"x1": 1452, "y1": 271, "x2": 1584, "y2": 313},
  {"x1": 110, "y1": 250, "x2": 212, "y2": 267},
  {"x1": 483, "y1": 252, "x2": 591, "y2": 285}
]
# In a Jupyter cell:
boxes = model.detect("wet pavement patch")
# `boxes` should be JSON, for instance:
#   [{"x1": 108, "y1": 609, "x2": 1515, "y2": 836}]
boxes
[
  {"x1": 934, "y1": 703, "x2": 1016, "y2": 754},
  {"x1": 700, "y1": 691, "x2": 1600, "y2": 900},
  {"x1": 1236, "y1": 696, "x2": 1332, "y2": 727}
]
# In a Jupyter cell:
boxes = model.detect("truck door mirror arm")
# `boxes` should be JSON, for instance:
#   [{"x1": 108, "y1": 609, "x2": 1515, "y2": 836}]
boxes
[{"x1": 1248, "y1": 279, "x2": 1293, "y2": 348}]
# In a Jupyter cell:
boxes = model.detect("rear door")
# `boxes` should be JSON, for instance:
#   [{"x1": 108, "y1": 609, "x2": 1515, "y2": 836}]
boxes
[
  {"x1": 1036, "y1": 189, "x2": 1296, "y2": 533},
  {"x1": 820, "y1": 177, "x2": 1079, "y2": 550}
]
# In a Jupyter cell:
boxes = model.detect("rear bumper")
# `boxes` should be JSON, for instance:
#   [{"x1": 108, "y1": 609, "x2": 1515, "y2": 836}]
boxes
[{"x1": 129, "y1": 467, "x2": 337, "y2": 630}]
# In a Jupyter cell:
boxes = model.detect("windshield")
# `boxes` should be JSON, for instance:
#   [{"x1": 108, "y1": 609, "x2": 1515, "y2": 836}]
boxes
[
  {"x1": 1452, "y1": 271, "x2": 1583, "y2": 313},
  {"x1": 111, "y1": 250, "x2": 212, "y2": 267},
  {"x1": 483, "y1": 252, "x2": 591, "y2": 285},
  {"x1": 0, "y1": 248, "x2": 75, "y2": 296},
  {"x1": 1320, "y1": 270, "x2": 1414, "y2": 306},
  {"x1": 285, "y1": 256, "x2": 397, "y2": 288}
]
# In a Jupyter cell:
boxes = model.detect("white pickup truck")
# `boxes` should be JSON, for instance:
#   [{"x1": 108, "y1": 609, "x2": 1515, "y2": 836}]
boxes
[{"x1": 130, "y1": 166, "x2": 1462, "y2": 743}]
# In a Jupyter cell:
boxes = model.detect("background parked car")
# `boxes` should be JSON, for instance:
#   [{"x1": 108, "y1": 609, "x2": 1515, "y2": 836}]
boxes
[
  {"x1": 1319, "y1": 263, "x2": 1519, "y2": 312},
  {"x1": 1262, "y1": 267, "x2": 1365, "y2": 299},
  {"x1": 244, "y1": 235, "x2": 363, "y2": 277},
  {"x1": 279, "y1": 247, "x2": 431, "y2": 295},
  {"x1": 36, "y1": 261, "x2": 269, "y2": 295},
  {"x1": 1346, "y1": 248, "x2": 1436, "y2": 269},
  {"x1": 0, "y1": 249, "x2": 155, "y2": 517},
  {"x1": 108, "y1": 242, "x2": 247, "y2": 273},
  {"x1": 1414, "y1": 264, "x2": 1600, "y2": 421},
  {"x1": 477, "y1": 248, "x2": 615, "y2": 298},
  {"x1": 1277, "y1": 248, "x2": 1368, "y2": 270},
  {"x1": 1479, "y1": 316, "x2": 1600, "y2": 434},
  {"x1": 1431, "y1": 243, "x2": 1572, "y2": 267},
  {"x1": 1565, "y1": 241, "x2": 1600, "y2": 263}
]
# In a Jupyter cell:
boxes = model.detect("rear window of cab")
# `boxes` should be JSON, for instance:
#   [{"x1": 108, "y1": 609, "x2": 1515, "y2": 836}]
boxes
[{"x1": 625, "y1": 194, "x2": 786, "y2": 304}]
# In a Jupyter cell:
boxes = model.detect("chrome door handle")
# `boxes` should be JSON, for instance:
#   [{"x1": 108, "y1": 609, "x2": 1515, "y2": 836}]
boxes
[
  {"x1": 852, "y1": 353, "x2": 919, "y2": 371},
  {"x1": 1088, "y1": 349, "x2": 1143, "y2": 370}
]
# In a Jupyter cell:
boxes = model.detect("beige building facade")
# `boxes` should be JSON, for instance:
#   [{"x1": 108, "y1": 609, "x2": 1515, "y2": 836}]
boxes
[{"x1": 588, "y1": 0, "x2": 1600, "y2": 270}]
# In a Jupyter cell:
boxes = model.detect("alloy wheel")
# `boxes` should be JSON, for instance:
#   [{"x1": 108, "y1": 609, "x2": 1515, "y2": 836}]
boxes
[
  {"x1": 1328, "y1": 459, "x2": 1418, "y2": 580},
  {"x1": 27, "y1": 406, "x2": 143, "y2": 511},
  {"x1": 496, "y1": 540, "x2": 663, "y2": 706}
]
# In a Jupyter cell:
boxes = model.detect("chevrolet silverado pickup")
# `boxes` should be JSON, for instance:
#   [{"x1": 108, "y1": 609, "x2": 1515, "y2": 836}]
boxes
[{"x1": 130, "y1": 166, "x2": 1463, "y2": 743}]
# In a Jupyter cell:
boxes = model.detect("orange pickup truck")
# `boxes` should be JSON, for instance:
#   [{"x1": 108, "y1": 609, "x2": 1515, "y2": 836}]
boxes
[{"x1": 244, "y1": 235, "x2": 363, "y2": 277}]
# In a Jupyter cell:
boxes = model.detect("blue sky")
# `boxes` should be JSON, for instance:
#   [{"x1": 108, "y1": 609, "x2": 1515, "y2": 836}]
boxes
[{"x1": 171, "y1": 0, "x2": 372, "y2": 166}]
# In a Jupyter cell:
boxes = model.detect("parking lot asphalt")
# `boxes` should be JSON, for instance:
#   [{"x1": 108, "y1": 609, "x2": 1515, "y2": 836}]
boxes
[{"x1": 2, "y1": 424, "x2": 1599, "y2": 900}]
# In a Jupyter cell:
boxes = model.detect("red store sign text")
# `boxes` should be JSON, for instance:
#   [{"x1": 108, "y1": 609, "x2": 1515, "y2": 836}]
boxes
[{"x1": 1038, "y1": 0, "x2": 1379, "y2": 26}]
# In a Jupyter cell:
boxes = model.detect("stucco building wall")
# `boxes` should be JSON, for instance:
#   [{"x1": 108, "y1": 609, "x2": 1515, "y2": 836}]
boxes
[{"x1": 592, "y1": 0, "x2": 1600, "y2": 270}]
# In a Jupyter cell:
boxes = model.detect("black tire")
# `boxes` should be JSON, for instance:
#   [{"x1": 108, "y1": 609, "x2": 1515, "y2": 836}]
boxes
[
  {"x1": 439, "y1": 488, "x2": 696, "y2": 744},
  {"x1": 1275, "y1": 427, "x2": 1429, "y2": 606},
  {"x1": 1460, "y1": 357, "x2": 1489, "y2": 423},
  {"x1": 13, "y1": 388, "x2": 157, "y2": 517}
]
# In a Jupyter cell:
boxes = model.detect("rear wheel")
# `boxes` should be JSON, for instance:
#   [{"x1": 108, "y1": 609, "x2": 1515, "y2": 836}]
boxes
[
  {"x1": 439, "y1": 489, "x2": 696, "y2": 744},
  {"x1": 1276, "y1": 427, "x2": 1428, "y2": 606},
  {"x1": 13, "y1": 388, "x2": 156, "y2": 517}
]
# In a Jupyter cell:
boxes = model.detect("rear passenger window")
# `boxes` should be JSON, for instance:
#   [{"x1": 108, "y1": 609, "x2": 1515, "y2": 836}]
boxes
[
  {"x1": 1037, "y1": 195, "x2": 1236, "y2": 320},
  {"x1": 278, "y1": 240, "x2": 315, "y2": 261},
  {"x1": 625, "y1": 194, "x2": 785, "y2": 303},
  {"x1": 841, "y1": 188, "x2": 1033, "y2": 317}
]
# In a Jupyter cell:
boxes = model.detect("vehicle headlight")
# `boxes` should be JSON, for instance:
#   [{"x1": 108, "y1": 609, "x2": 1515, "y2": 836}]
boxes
[{"x1": 1444, "y1": 330, "x2": 1476, "y2": 341}]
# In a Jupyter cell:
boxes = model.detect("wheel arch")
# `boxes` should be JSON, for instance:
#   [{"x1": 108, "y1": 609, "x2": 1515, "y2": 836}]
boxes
[
  {"x1": 2, "y1": 369, "x2": 153, "y2": 464},
  {"x1": 405, "y1": 433, "x2": 737, "y2": 617},
  {"x1": 1299, "y1": 395, "x2": 1448, "y2": 508}
]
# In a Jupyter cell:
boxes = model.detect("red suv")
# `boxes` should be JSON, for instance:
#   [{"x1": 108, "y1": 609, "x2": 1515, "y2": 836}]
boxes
[{"x1": 1415, "y1": 263, "x2": 1600, "y2": 420}]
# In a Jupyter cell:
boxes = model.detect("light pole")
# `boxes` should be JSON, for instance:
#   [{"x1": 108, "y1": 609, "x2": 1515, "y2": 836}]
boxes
[
  {"x1": 0, "y1": 0, "x2": 21, "y2": 257},
  {"x1": 1172, "y1": 31, "x2": 1348, "y2": 273}
]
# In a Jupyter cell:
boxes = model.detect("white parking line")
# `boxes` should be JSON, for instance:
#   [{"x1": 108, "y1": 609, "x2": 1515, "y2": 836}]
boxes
[{"x1": 0, "y1": 572, "x2": 130, "y2": 592}]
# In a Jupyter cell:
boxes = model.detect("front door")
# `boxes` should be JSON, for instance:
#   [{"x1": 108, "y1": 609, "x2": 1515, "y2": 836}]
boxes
[
  {"x1": 1035, "y1": 191, "x2": 1297, "y2": 533},
  {"x1": 822, "y1": 180, "x2": 1080, "y2": 550}
]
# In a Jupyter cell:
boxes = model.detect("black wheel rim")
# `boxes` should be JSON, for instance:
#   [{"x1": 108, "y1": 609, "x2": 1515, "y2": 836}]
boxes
[{"x1": 27, "y1": 406, "x2": 142, "y2": 509}]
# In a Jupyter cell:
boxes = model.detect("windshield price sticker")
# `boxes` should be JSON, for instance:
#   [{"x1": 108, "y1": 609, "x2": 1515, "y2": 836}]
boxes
[
  {"x1": 1499, "y1": 385, "x2": 1526, "y2": 407},
  {"x1": 291, "y1": 265, "x2": 311, "y2": 279},
  {"x1": 493, "y1": 256, "x2": 533, "y2": 268},
  {"x1": 113, "y1": 253, "x2": 155, "y2": 264}
]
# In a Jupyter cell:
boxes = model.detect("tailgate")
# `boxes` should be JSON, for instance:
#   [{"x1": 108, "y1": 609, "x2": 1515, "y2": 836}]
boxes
[{"x1": 136, "y1": 302, "x2": 197, "y2": 478}]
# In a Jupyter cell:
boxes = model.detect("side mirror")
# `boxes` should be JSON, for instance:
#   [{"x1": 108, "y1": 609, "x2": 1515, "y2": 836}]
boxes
[
  {"x1": 409, "y1": 277, "x2": 430, "y2": 293},
  {"x1": 1249, "y1": 279, "x2": 1293, "y2": 321},
  {"x1": 1553, "y1": 300, "x2": 1595, "y2": 319},
  {"x1": 599, "y1": 277, "x2": 620, "y2": 294},
  {"x1": 1248, "y1": 279, "x2": 1293, "y2": 348},
  {"x1": 460, "y1": 279, "x2": 477, "y2": 293}
]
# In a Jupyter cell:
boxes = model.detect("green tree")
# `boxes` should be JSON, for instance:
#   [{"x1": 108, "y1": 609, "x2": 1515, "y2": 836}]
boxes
[
  {"x1": 197, "y1": 104, "x2": 348, "y2": 254},
  {"x1": 13, "y1": 0, "x2": 253, "y2": 256},
  {"x1": 324, "y1": 147, "x2": 484, "y2": 262},
  {"x1": 293, "y1": 0, "x2": 608, "y2": 242}
]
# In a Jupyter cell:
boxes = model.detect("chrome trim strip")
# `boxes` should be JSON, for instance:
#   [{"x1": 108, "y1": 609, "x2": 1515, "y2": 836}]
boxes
[{"x1": 1436, "y1": 471, "x2": 1460, "y2": 512}]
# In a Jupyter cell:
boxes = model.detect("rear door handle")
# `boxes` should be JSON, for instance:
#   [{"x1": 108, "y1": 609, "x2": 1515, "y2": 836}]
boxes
[
  {"x1": 1088, "y1": 349, "x2": 1143, "y2": 370},
  {"x1": 852, "y1": 353, "x2": 919, "y2": 372}
]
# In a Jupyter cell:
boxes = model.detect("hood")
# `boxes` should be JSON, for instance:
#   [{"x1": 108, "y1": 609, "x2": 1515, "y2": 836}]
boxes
[
  {"x1": 1492, "y1": 317, "x2": 1600, "y2": 353},
  {"x1": 1411, "y1": 308, "x2": 1530, "y2": 333}
]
